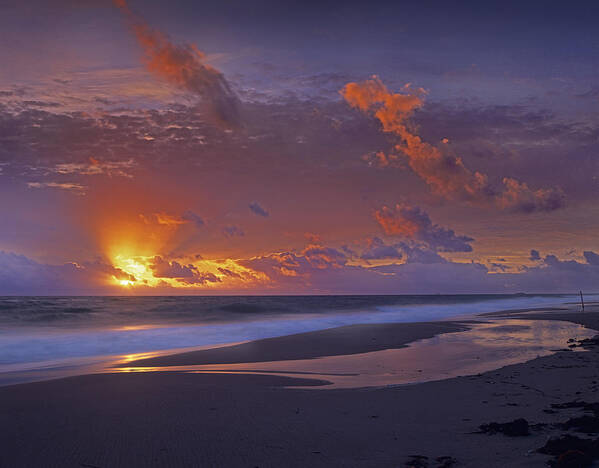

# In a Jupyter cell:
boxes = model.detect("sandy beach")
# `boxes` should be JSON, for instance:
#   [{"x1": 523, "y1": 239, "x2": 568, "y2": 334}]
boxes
[{"x1": 2, "y1": 307, "x2": 599, "y2": 467}]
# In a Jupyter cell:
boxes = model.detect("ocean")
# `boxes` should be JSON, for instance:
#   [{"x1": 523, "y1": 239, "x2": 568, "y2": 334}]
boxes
[{"x1": 0, "y1": 294, "x2": 582, "y2": 370}]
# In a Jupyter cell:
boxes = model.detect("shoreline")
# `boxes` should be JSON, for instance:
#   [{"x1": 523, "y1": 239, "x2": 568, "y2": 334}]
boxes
[{"x1": 116, "y1": 320, "x2": 472, "y2": 368}]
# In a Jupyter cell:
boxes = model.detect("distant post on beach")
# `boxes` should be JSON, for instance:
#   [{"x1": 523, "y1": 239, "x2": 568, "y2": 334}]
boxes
[{"x1": 580, "y1": 290, "x2": 585, "y2": 312}]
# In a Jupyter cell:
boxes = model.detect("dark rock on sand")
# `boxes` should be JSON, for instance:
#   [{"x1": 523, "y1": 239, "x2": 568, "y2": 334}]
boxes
[
  {"x1": 551, "y1": 400, "x2": 599, "y2": 414},
  {"x1": 567, "y1": 337, "x2": 599, "y2": 349},
  {"x1": 538, "y1": 434, "x2": 599, "y2": 467},
  {"x1": 560, "y1": 414, "x2": 599, "y2": 434},
  {"x1": 478, "y1": 418, "x2": 530, "y2": 436},
  {"x1": 405, "y1": 454, "x2": 457, "y2": 467},
  {"x1": 435, "y1": 455, "x2": 457, "y2": 467},
  {"x1": 550, "y1": 400, "x2": 599, "y2": 433},
  {"x1": 406, "y1": 454, "x2": 428, "y2": 467}
]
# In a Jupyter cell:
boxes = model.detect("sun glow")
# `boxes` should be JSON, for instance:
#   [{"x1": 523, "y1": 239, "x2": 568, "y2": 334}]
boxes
[
  {"x1": 108, "y1": 251, "x2": 264, "y2": 290},
  {"x1": 98, "y1": 209, "x2": 267, "y2": 290},
  {"x1": 112, "y1": 254, "x2": 158, "y2": 287},
  {"x1": 115, "y1": 256, "x2": 150, "y2": 278}
]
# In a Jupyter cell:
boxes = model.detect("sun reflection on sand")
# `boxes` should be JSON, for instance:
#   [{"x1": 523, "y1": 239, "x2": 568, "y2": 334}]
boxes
[
  {"x1": 120, "y1": 350, "x2": 169, "y2": 364},
  {"x1": 115, "y1": 324, "x2": 160, "y2": 332}
]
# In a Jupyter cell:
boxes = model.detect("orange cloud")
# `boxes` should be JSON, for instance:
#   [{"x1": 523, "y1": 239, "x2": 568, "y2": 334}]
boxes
[
  {"x1": 497, "y1": 177, "x2": 565, "y2": 213},
  {"x1": 153, "y1": 212, "x2": 188, "y2": 226},
  {"x1": 138, "y1": 211, "x2": 205, "y2": 228},
  {"x1": 112, "y1": 0, "x2": 239, "y2": 127},
  {"x1": 374, "y1": 205, "x2": 421, "y2": 237},
  {"x1": 341, "y1": 76, "x2": 565, "y2": 212},
  {"x1": 373, "y1": 203, "x2": 473, "y2": 252}
]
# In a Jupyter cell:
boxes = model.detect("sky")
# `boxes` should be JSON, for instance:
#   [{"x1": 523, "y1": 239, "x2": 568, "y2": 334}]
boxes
[{"x1": 1, "y1": 0, "x2": 598, "y2": 294}]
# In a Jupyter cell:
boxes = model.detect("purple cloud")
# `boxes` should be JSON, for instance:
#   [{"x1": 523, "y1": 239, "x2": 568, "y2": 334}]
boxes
[
  {"x1": 182, "y1": 210, "x2": 205, "y2": 227},
  {"x1": 223, "y1": 225, "x2": 245, "y2": 237},
  {"x1": 375, "y1": 203, "x2": 474, "y2": 252},
  {"x1": 249, "y1": 202, "x2": 269, "y2": 217}
]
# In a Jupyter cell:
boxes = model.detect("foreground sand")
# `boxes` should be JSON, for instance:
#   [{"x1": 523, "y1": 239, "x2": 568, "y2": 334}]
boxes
[{"x1": 2, "y1": 307, "x2": 599, "y2": 467}]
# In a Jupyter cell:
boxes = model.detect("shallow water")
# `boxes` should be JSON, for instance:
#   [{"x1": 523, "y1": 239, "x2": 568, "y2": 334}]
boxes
[{"x1": 111, "y1": 319, "x2": 595, "y2": 389}]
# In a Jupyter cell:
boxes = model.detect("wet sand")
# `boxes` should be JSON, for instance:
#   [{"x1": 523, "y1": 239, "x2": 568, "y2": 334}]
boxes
[
  {"x1": 118, "y1": 321, "x2": 471, "y2": 367},
  {"x1": 2, "y1": 307, "x2": 599, "y2": 467}
]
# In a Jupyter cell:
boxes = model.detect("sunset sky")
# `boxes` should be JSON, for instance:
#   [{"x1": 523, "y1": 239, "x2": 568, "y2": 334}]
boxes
[{"x1": 1, "y1": 0, "x2": 599, "y2": 294}]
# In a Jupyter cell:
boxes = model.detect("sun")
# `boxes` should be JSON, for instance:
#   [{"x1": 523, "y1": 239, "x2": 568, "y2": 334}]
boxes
[{"x1": 109, "y1": 254, "x2": 155, "y2": 288}]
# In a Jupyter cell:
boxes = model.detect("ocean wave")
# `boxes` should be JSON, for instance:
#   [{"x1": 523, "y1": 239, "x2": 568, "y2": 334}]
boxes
[{"x1": 0, "y1": 293, "x2": 585, "y2": 368}]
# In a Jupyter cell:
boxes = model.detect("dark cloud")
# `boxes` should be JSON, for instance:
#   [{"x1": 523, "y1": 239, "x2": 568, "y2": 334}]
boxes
[
  {"x1": 399, "y1": 243, "x2": 447, "y2": 264},
  {"x1": 360, "y1": 237, "x2": 403, "y2": 260},
  {"x1": 3, "y1": 247, "x2": 599, "y2": 295},
  {"x1": 496, "y1": 178, "x2": 565, "y2": 213},
  {"x1": 536, "y1": 252, "x2": 599, "y2": 275},
  {"x1": 374, "y1": 203, "x2": 474, "y2": 252},
  {"x1": 1, "y1": 92, "x2": 595, "y2": 210},
  {"x1": 182, "y1": 210, "x2": 205, "y2": 227},
  {"x1": 530, "y1": 249, "x2": 541, "y2": 261},
  {"x1": 490, "y1": 262, "x2": 510, "y2": 272},
  {"x1": 239, "y1": 246, "x2": 599, "y2": 294},
  {"x1": 21, "y1": 100, "x2": 61, "y2": 108},
  {"x1": 302, "y1": 244, "x2": 347, "y2": 269},
  {"x1": 0, "y1": 251, "x2": 133, "y2": 295},
  {"x1": 149, "y1": 255, "x2": 221, "y2": 285},
  {"x1": 149, "y1": 256, "x2": 197, "y2": 278},
  {"x1": 340, "y1": 244, "x2": 358, "y2": 258},
  {"x1": 217, "y1": 267, "x2": 242, "y2": 279},
  {"x1": 179, "y1": 271, "x2": 221, "y2": 285},
  {"x1": 359, "y1": 237, "x2": 446, "y2": 264},
  {"x1": 0, "y1": 98, "x2": 385, "y2": 196},
  {"x1": 249, "y1": 201, "x2": 269, "y2": 217},
  {"x1": 2, "y1": 91, "x2": 589, "y2": 210},
  {"x1": 223, "y1": 225, "x2": 245, "y2": 237},
  {"x1": 584, "y1": 251, "x2": 599, "y2": 266}
]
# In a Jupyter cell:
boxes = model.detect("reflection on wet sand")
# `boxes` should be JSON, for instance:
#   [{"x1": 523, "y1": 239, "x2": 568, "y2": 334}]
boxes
[{"x1": 113, "y1": 319, "x2": 595, "y2": 389}]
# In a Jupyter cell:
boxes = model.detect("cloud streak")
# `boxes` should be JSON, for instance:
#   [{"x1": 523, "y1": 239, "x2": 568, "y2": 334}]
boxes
[
  {"x1": 140, "y1": 211, "x2": 204, "y2": 228},
  {"x1": 52, "y1": 158, "x2": 135, "y2": 178},
  {"x1": 341, "y1": 77, "x2": 565, "y2": 213},
  {"x1": 112, "y1": 0, "x2": 240, "y2": 127},
  {"x1": 27, "y1": 182, "x2": 86, "y2": 195}
]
